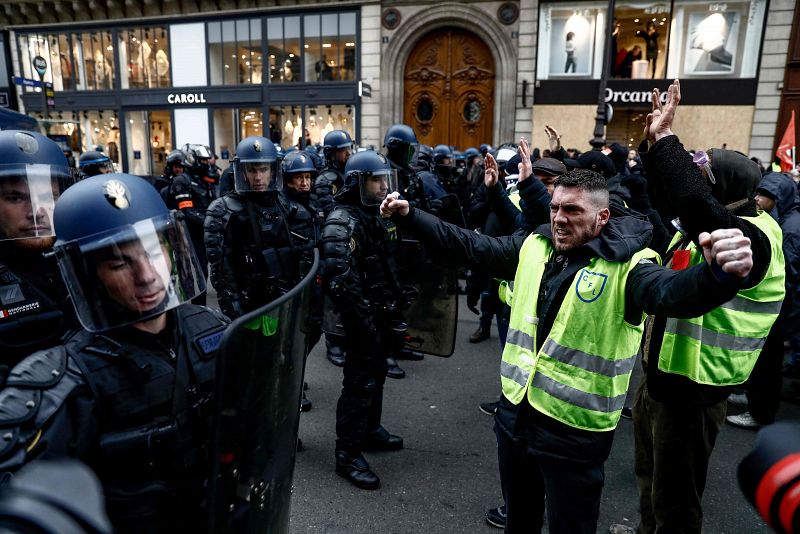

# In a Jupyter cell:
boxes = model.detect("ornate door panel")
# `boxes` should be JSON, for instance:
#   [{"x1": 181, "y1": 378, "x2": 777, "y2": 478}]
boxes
[{"x1": 403, "y1": 29, "x2": 495, "y2": 148}]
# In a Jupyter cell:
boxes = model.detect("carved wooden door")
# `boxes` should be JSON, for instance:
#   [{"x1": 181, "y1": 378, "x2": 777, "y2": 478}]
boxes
[{"x1": 403, "y1": 29, "x2": 495, "y2": 149}]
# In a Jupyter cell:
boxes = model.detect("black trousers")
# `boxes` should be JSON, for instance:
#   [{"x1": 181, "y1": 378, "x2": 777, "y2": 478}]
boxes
[
  {"x1": 632, "y1": 381, "x2": 726, "y2": 534},
  {"x1": 495, "y1": 424, "x2": 605, "y2": 534},
  {"x1": 335, "y1": 313, "x2": 389, "y2": 453}
]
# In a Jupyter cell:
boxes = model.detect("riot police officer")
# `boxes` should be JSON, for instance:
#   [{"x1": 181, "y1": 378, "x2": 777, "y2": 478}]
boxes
[
  {"x1": 313, "y1": 130, "x2": 353, "y2": 366},
  {"x1": 50, "y1": 172, "x2": 226, "y2": 533},
  {"x1": 204, "y1": 136, "x2": 311, "y2": 320},
  {"x1": 167, "y1": 144, "x2": 217, "y2": 304},
  {"x1": 322, "y1": 150, "x2": 407, "y2": 490},
  {"x1": 153, "y1": 148, "x2": 188, "y2": 197},
  {"x1": 78, "y1": 150, "x2": 113, "y2": 178},
  {"x1": 383, "y1": 124, "x2": 429, "y2": 213},
  {"x1": 0, "y1": 131, "x2": 77, "y2": 366},
  {"x1": 313, "y1": 130, "x2": 353, "y2": 217}
]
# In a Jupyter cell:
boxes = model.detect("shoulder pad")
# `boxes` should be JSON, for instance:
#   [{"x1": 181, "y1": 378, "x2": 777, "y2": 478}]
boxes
[
  {"x1": 6, "y1": 346, "x2": 67, "y2": 388},
  {"x1": 326, "y1": 207, "x2": 355, "y2": 226},
  {"x1": 0, "y1": 387, "x2": 40, "y2": 426}
]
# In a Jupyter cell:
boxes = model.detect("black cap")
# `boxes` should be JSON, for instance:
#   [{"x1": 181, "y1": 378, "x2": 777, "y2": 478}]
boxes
[
  {"x1": 573, "y1": 151, "x2": 617, "y2": 179},
  {"x1": 504, "y1": 154, "x2": 521, "y2": 175}
]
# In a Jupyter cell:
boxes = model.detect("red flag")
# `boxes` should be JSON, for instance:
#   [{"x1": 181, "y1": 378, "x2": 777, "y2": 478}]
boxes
[{"x1": 778, "y1": 110, "x2": 796, "y2": 172}]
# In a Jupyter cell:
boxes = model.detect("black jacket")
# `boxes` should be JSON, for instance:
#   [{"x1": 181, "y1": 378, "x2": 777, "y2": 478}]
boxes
[{"x1": 395, "y1": 204, "x2": 743, "y2": 461}]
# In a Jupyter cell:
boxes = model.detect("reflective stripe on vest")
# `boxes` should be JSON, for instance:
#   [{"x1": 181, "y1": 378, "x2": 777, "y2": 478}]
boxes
[
  {"x1": 500, "y1": 233, "x2": 660, "y2": 432},
  {"x1": 658, "y1": 212, "x2": 785, "y2": 385}
]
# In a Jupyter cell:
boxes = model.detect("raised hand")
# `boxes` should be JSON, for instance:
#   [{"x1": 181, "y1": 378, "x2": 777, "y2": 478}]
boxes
[
  {"x1": 698, "y1": 228, "x2": 753, "y2": 279},
  {"x1": 484, "y1": 153, "x2": 499, "y2": 188},
  {"x1": 544, "y1": 125, "x2": 561, "y2": 153},
  {"x1": 644, "y1": 79, "x2": 680, "y2": 143},
  {"x1": 518, "y1": 137, "x2": 532, "y2": 183}
]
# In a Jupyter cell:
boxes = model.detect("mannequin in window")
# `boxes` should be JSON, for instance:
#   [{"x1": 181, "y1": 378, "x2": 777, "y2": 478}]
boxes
[
  {"x1": 315, "y1": 54, "x2": 333, "y2": 81},
  {"x1": 564, "y1": 32, "x2": 577, "y2": 73},
  {"x1": 636, "y1": 21, "x2": 660, "y2": 78},
  {"x1": 156, "y1": 49, "x2": 169, "y2": 83},
  {"x1": 93, "y1": 49, "x2": 113, "y2": 89}
]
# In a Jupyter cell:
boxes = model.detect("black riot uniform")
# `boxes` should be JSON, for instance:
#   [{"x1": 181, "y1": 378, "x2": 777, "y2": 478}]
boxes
[
  {"x1": 0, "y1": 131, "x2": 78, "y2": 366},
  {"x1": 167, "y1": 144, "x2": 218, "y2": 302},
  {"x1": 312, "y1": 130, "x2": 353, "y2": 366},
  {"x1": 313, "y1": 130, "x2": 352, "y2": 217},
  {"x1": 281, "y1": 151, "x2": 323, "y2": 343},
  {"x1": 322, "y1": 150, "x2": 407, "y2": 490},
  {"x1": 384, "y1": 124, "x2": 430, "y2": 213},
  {"x1": 19, "y1": 172, "x2": 225, "y2": 533},
  {"x1": 204, "y1": 136, "x2": 311, "y2": 320}
]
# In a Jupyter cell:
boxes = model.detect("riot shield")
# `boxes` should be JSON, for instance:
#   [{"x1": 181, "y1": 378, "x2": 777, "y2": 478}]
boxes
[
  {"x1": 395, "y1": 238, "x2": 458, "y2": 357},
  {"x1": 208, "y1": 250, "x2": 318, "y2": 534}
]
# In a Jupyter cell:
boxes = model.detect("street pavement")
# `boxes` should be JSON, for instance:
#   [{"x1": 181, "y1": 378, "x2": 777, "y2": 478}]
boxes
[{"x1": 286, "y1": 298, "x2": 800, "y2": 534}]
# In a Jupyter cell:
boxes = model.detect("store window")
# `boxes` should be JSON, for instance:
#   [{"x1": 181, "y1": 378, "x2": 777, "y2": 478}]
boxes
[
  {"x1": 208, "y1": 19, "x2": 263, "y2": 85},
  {"x1": 303, "y1": 13, "x2": 357, "y2": 82},
  {"x1": 612, "y1": 3, "x2": 671, "y2": 79},
  {"x1": 125, "y1": 110, "x2": 172, "y2": 176},
  {"x1": 212, "y1": 108, "x2": 263, "y2": 162},
  {"x1": 119, "y1": 26, "x2": 170, "y2": 89},
  {"x1": 269, "y1": 104, "x2": 354, "y2": 149},
  {"x1": 268, "y1": 16, "x2": 301, "y2": 83},
  {"x1": 18, "y1": 33, "x2": 79, "y2": 92},
  {"x1": 77, "y1": 32, "x2": 115, "y2": 90},
  {"x1": 666, "y1": 0, "x2": 765, "y2": 78},
  {"x1": 537, "y1": 3, "x2": 608, "y2": 80},
  {"x1": 537, "y1": 0, "x2": 766, "y2": 81}
]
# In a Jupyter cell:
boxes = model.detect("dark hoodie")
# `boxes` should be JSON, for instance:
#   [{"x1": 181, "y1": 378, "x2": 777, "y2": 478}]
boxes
[
  {"x1": 758, "y1": 172, "x2": 800, "y2": 287},
  {"x1": 395, "y1": 202, "x2": 742, "y2": 461}
]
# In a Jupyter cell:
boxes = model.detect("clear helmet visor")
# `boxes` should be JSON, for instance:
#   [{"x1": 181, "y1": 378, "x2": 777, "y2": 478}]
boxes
[
  {"x1": 54, "y1": 212, "x2": 206, "y2": 332},
  {"x1": 0, "y1": 164, "x2": 76, "y2": 242},
  {"x1": 234, "y1": 159, "x2": 282, "y2": 193},
  {"x1": 359, "y1": 169, "x2": 398, "y2": 206}
]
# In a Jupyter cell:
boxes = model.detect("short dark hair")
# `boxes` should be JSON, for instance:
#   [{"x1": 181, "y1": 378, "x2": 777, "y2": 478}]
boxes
[
  {"x1": 554, "y1": 169, "x2": 609, "y2": 208},
  {"x1": 554, "y1": 168, "x2": 607, "y2": 192}
]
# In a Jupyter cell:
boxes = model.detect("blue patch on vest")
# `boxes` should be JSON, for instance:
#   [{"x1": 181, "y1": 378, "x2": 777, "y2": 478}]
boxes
[
  {"x1": 197, "y1": 330, "x2": 224, "y2": 355},
  {"x1": 575, "y1": 269, "x2": 608, "y2": 303}
]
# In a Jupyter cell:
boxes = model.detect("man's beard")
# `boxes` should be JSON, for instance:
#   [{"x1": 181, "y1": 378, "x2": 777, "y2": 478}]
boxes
[{"x1": 13, "y1": 236, "x2": 56, "y2": 250}]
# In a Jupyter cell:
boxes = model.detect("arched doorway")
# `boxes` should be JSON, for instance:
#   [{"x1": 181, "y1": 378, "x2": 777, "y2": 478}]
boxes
[{"x1": 403, "y1": 29, "x2": 495, "y2": 148}]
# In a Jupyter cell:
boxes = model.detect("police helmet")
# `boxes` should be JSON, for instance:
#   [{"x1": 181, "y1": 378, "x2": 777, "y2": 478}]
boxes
[
  {"x1": 341, "y1": 150, "x2": 398, "y2": 206},
  {"x1": 479, "y1": 143, "x2": 493, "y2": 156},
  {"x1": 52, "y1": 173, "x2": 206, "y2": 332},
  {"x1": 432, "y1": 144, "x2": 454, "y2": 165},
  {"x1": 181, "y1": 143, "x2": 214, "y2": 180},
  {"x1": 415, "y1": 144, "x2": 433, "y2": 164},
  {"x1": 281, "y1": 150, "x2": 317, "y2": 193},
  {"x1": 78, "y1": 150, "x2": 113, "y2": 178},
  {"x1": 383, "y1": 124, "x2": 418, "y2": 167},
  {"x1": 233, "y1": 136, "x2": 281, "y2": 194},
  {"x1": 463, "y1": 147, "x2": 480, "y2": 162},
  {"x1": 0, "y1": 131, "x2": 76, "y2": 245},
  {"x1": 322, "y1": 130, "x2": 353, "y2": 170}
]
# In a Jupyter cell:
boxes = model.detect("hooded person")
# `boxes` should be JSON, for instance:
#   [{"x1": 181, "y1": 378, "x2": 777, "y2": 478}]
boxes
[
  {"x1": 725, "y1": 169, "x2": 800, "y2": 428},
  {"x1": 753, "y1": 172, "x2": 800, "y2": 378}
]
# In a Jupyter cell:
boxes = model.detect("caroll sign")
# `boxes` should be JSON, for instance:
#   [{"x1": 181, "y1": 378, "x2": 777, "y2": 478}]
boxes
[
  {"x1": 604, "y1": 88, "x2": 669, "y2": 105},
  {"x1": 167, "y1": 93, "x2": 208, "y2": 104}
]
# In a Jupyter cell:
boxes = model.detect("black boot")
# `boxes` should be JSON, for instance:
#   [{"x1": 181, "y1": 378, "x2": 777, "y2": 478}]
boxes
[
  {"x1": 363, "y1": 426, "x2": 404, "y2": 451},
  {"x1": 326, "y1": 337, "x2": 346, "y2": 367},
  {"x1": 386, "y1": 356, "x2": 405, "y2": 379},
  {"x1": 335, "y1": 450, "x2": 380, "y2": 490},
  {"x1": 301, "y1": 390, "x2": 312, "y2": 412}
]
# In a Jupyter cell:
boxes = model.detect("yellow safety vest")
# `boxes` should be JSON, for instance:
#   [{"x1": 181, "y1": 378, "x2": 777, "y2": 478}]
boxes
[
  {"x1": 658, "y1": 212, "x2": 785, "y2": 385},
  {"x1": 500, "y1": 233, "x2": 659, "y2": 431}
]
